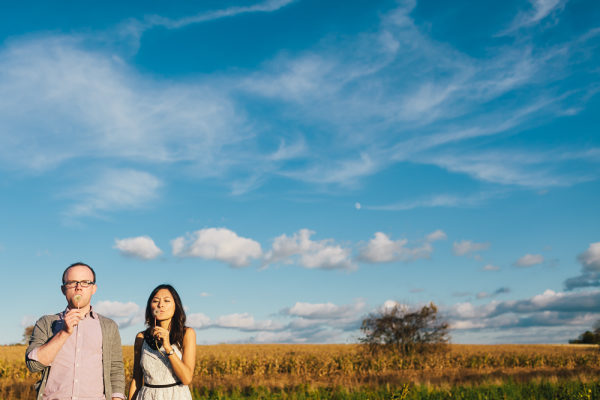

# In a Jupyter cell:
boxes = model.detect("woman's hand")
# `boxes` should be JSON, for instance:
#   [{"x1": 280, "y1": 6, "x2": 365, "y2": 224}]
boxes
[{"x1": 152, "y1": 326, "x2": 172, "y2": 352}]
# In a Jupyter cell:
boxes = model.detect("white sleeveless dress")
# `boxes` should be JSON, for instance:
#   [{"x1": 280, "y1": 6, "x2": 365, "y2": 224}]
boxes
[{"x1": 137, "y1": 340, "x2": 192, "y2": 400}]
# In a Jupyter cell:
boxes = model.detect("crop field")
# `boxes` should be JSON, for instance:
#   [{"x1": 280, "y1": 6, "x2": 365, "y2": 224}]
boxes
[{"x1": 2, "y1": 344, "x2": 599, "y2": 399}]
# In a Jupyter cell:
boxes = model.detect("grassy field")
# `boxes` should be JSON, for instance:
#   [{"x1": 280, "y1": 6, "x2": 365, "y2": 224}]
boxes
[{"x1": 2, "y1": 344, "x2": 599, "y2": 399}]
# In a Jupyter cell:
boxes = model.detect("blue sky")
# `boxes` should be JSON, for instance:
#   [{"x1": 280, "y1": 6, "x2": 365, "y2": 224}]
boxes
[{"x1": 1, "y1": 0, "x2": 599, "y2": 345}]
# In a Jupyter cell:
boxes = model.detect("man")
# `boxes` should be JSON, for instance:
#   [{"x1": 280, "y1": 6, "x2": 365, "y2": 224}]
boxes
[{"x1": 26, "y1": 262, "x2": 125, "y2": 400}]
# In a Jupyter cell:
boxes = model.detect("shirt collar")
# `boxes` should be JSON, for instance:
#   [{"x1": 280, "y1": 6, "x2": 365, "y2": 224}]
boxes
[{"x1": 63, "y1": 305, "x2": 97, "y2": 319}]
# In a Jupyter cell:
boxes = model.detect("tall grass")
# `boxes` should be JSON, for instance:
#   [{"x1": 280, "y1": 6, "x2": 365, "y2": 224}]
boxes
[{"x1": 3, "y1": 344, "x2": 599, "y2": 400}]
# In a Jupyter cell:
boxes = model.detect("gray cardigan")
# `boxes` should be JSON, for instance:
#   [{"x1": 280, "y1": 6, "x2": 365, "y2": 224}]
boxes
[{"x1": 26, "y1": 312, "x2": 125, "y2": 400}]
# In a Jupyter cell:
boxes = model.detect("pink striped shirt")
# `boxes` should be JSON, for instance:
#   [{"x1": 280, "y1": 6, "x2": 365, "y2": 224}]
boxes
[{"x1": 28, "y1": 308, "x2": 124, "y2": 400}]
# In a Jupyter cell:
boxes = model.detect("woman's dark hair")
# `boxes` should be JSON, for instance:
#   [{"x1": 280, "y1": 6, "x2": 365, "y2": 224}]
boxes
[{"x1": 145, "y1": 284, "x2": 187, "y2": 349}]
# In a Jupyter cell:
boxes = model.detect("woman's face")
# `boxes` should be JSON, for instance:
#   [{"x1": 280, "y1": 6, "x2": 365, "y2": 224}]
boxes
[{"x1": 151, "y1": 288, "x2": 176, "y2": 321}]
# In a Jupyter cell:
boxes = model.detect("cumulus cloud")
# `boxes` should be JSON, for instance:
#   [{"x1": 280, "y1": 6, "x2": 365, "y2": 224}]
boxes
[
  {"x1": 114, "y1": 236, "x2": 162, "y2": 260},
  {"x1": 185, "y1": 299, "x2": 365, "y2": 343},
  {"x1": 263, "y1": 229, "x2": 355, "y2": 270},
  {"x1": 93, "y1": 300, "x2": 142, "y2": 328},
  {"x1": 187, "y1": 312, "x2": 211, "y2": 329},
  {"x1": 172, "y1": 228, "x2": 262, "y2": 268},
  {"x1": 514, "y1": 253, "x2": 544, "y2": 267},
  {"x1": 564, "y1": 242, "x2": 600, "y2": 290},
  {"x1": 578, "y1": 242, "x2": 600, "y2": 272},
  {"x1": 448, "y1": 288, "x2": 600, "y2": 339},
  {"x1": 359, "y1": 230, "x2": 443, "y2": 263},
  {"x1": 453, "y1": 240, "x2": 490, "y2": 256}
]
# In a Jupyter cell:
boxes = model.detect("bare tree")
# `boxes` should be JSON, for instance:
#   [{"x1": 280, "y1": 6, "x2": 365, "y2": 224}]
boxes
[{"x1": 360, "y1": 302, "x2": 450, "y2": 354}]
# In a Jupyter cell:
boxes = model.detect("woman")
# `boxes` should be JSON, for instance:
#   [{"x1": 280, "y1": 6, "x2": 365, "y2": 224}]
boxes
[{"x1": 128, "y1": 284, "x2": 196, "y2": 400}]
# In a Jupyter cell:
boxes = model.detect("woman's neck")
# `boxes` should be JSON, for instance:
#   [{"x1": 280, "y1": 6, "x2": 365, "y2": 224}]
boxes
[{"x1": 158, "y1": 318, "x2": 171, "y2": 330}]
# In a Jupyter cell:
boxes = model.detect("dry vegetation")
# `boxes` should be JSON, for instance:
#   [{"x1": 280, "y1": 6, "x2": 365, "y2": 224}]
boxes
[{"x1": 3, "y1": 344, "x2": 599, "y2": 399}]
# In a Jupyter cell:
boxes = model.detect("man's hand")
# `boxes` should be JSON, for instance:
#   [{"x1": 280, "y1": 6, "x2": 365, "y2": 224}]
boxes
[{"x1": 63, "y1": 309, "x2": 84, "y2": 334}]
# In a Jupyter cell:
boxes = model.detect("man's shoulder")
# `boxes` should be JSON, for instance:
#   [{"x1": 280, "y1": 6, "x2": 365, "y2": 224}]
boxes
[
  {"x1": 96, "y1": 313, "x2": 118, "y2": 326},
  {"x1": 36, "y1": 313, "x2": 62, "y2": 324}
]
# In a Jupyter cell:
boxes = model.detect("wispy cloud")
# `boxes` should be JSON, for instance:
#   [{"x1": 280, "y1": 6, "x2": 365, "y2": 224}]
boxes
[
  {"x1": 0, "y1": 0, "x2": 596, "y2": 217},
  {"x1": 64, "y1": 169, "x2": 162, "y2": 218},
  {"x1": 476, "y1": 287, "x2": 511, "y2": 300},
  {"x1": 121, "y1": 0, "x2": 295, "y2": 43},
  {"x1": 365, "y1": 192, "x2": 500, "y2": 211},
  {"x1": 453, "y1": 240, "x2": 491, "y2": 257},
  {"x1": 500, "y1": 0, "x2": 566, "y2": 35}
]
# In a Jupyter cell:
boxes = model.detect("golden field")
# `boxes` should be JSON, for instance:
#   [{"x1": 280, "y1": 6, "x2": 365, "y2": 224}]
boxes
[{"x1": 2, "y1": 344, "x2": 599, "y2": 399}]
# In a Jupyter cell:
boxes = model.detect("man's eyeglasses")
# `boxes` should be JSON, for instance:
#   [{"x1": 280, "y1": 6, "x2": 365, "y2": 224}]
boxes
[{"x1": 63, "y1": 280, "x2": 95, "y2": 289}]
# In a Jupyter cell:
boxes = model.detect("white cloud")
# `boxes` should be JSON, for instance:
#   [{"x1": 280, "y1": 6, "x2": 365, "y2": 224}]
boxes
[
  {"x1": 65, "y1": 169, "x2": 162, "y2": 218},
  {"x1": 93, "y1": 300, "x2": 142, "y2": 328},
  {"x1": 114, "y1": 236, "x2": 162, "y2": 260},
  {"x1": 453, "y1": 240, "x2": 491, "y2": 256},
  {"x1": 283, "y1": 300, "x2": 365, "y2": 320},
  {"x1": 214, "y1": 313, "x2": 282, "y2": 331},
  {"x1": 359, "y1": 232, "x2": 434, "y2": 263},
  {"x1": 476, "y1": 287, "x2": 510, "y2": 300},
  {"x1": 426, "y1": 229, "x2": 447, "y2": 242},
  {"x1": 135, "y1": 0, "x2": 296, "y2": 35},
  {"x1": 514, "y1": 253, "x2": 544, "y2": 267},
  {"x1": 21, "y1": 315, "x2": 37, "y2": 328},
  {"x1": 366, "y1": 191, "x2": 503, "y2": 211},
  {"x1": 578, "y1": 242, "x2": 600, "y2": 272},
  {"x1": 0, "y1": 37, "x2": 245, "y2": 174},
  {"x1": 501, "y1": 0, "x2": 565, "y2": 34},
  {"x1": 483, "y1": 264, "x2": 500, "y2": 271},
  {"x1": 448, "y1": 288, "x2": 600, "y2": 338},
  {"x1": 186, "y1": 311, "x2": 283, "y2": 332},
  {"x1": 248, "y1": 331, "x2": 298, "y2": 343},
  {"x1": 187, "y1": 313, "x2": 211, "y2": 329},
  {"x1": 172, "y1": 228, "x2": 262, "y2": 268},
  {"x1": 0, "y1": 0, "x2": 595, "y2": 202},
  {"x1": 564, "y1": 242, "x2": 600, "y2": 290},
  {"x1": 263, "y1": 229, "x2": 355, "y2": 270}
]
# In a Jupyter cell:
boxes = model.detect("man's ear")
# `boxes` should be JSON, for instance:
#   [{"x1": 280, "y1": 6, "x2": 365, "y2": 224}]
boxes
[
  {"x1": 91, "y1": 284, "x2": 97, "y2": 295},
  {"x1": 61, "y1": 285, "x2": 66, "y2": 295}
]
